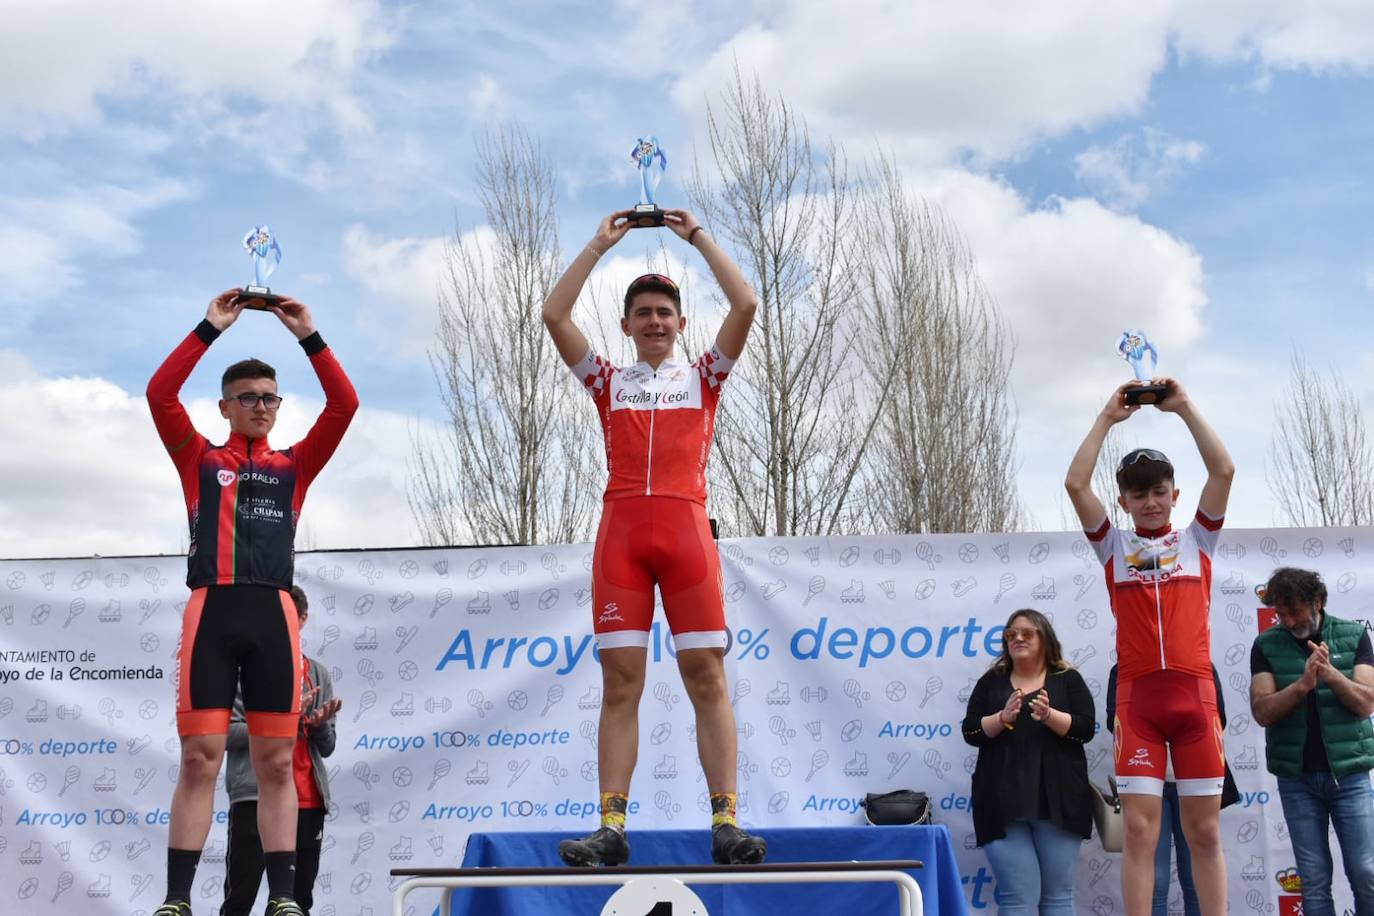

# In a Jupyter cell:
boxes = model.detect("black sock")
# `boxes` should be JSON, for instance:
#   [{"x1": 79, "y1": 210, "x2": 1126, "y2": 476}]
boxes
[
  {"x1": 264, "y1": 850, "x2": 297, "y2": 900},
  {"x1": 165, "y1": 847, "x2": 201, "y2": 903}
]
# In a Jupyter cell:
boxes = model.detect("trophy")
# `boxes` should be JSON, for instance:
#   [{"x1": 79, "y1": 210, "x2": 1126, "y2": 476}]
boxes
[
  {"x1": 236, "y1": 225, "x2": 284, "y2": 310},
  {"x1": 1117, "y1": 328, "x2": 1168, "y2": 405},
  {"x1": 629, "y1": 135, "x2": 667, "y2": 227}
]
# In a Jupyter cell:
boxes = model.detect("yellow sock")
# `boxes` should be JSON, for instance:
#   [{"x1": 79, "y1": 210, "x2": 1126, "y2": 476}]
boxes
[
  {"x1": 600, "y1": 792, "x2": 629, "y2": 832},
  {"x1": 710, "y1": 792, "x2": 737, "y2": 829}
]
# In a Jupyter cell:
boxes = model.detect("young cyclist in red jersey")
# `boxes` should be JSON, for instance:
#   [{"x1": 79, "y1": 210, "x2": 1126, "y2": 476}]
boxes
[
  {"x1": 542, "y1": 208, "x2": 763, "y2": 867},
  {"x1": 1065, "y1": 377, "x2": 1235, "y2": 916},
  {"x1": 146, "y1": 290, "x2": 358, "y2": 916}
]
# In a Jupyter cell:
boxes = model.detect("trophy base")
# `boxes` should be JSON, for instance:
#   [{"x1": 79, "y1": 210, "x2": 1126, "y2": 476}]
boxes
[
  {"x1": 631, "y1": 204, "x2": 665, "y2": 228},
  {"x1": 1124, "y1": 383, "x2": 1169, "y2": 406},
  {"x1": 235, "y1": 286, "x2": 283, "y2": 311}
]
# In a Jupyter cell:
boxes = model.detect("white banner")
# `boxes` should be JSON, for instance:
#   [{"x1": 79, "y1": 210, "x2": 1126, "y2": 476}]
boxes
[{"x1": 1, "y1": 528, "x2": 1368, "y2": 914}]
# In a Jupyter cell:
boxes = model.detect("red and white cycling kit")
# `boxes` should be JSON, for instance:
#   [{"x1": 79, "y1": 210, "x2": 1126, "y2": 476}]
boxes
[
  {"x1": 573, "y1": 347, "x2": 734, "y2": 650},
  {"x1": 1088, "y1": 511, "x2": 1227, "y2": 795}
]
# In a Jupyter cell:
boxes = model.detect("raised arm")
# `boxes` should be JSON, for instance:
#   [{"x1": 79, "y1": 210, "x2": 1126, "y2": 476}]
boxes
[
  {"x1": 663, "y1": 209, "x2": 757, "y2": 360},
  {"x1": 1155, "y1": 377, "x2": 1235, "y2": 520},
  {"x1": 542, "y1": 211, "x2": 634, "y2": 367},
  {"x1": 1064, "y1": 381, "x2": 1141, "y2": 529},
  {"x1": 146, "y1": 290, "x2": 243, "y2": 467},
  {"x1": 272, "y1": 298, "x2": 360, "y2": 486}
]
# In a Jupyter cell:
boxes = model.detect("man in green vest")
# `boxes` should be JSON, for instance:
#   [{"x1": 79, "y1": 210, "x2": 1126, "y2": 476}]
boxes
[{"x1": 1250, "y1": 566, "x2": 1374, "y2": 916}]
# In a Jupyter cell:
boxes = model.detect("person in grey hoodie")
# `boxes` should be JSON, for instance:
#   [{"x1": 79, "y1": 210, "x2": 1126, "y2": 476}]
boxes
[{"x1": 221, "y1": 586, "x2": 341, "y2": 915}]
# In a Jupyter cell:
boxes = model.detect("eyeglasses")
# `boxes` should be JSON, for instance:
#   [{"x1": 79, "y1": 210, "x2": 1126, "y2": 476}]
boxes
[
  {"x1": 228, "y1": 393, "x2": 283, "y2": 410},
  {"x1": 1117, "y1": 448, "x2": 1171, "y2": 472},
  {"x1": 628, "y1": 273, "x2": 679, "y2": 292},
  {"x1": 1003, "y1": 628, "x2": 1040, "y2": 642}
]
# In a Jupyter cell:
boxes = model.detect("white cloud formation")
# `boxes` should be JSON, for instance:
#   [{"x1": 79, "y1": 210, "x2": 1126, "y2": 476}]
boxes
[
  {"x1": 673, "y1": 1, "x2": 1172, "y2": 163},
  {"x1": 0, "y1": 350, "x2": 422, "y2": 560},
  {"x1": 0, "y1": 1, "x2": 392, "y2": 140},
  {"x1": 340, "y1": 224, "x2": 450, "y2": 358},
  {"x1": 1172, "y1": 1, "x2": 1374, "y2": 75},
  {"x1": 671, "y1": 2, "x2": 1374, "y2": 163},
  {"x1": 0, "y1": 180, "x2": 194, "y2": 317},
  {"x1": 1074, "y1": 128, "x2": 1206, "y2": 209}
]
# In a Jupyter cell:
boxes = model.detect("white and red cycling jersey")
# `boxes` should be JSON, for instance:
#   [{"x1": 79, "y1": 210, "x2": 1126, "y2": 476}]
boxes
[
  {"x1": 572, "y1": 347, "x2": 734, "y2": 505},
  {"x1": 1087, "y1": 510, "x2": 1224, "y2": 682},
  {"x1": 1089, "y1": 510, "x2": 1227, "y2": 795}
]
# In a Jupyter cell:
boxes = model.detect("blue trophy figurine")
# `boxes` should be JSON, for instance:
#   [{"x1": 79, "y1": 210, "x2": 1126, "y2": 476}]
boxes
[
  {"x1": 236, "y1": 225, "x2": 284, "y2": 310},
  {"x1": 630, "y1": 135, "x2": 668, "y2": 227},
  {"x1": 1117, "y1": 328, "x2": 1168, "y2": 405}
]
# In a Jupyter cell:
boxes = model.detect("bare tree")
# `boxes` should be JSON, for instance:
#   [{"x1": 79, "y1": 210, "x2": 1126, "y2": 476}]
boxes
[
  {"x1": 1268, "y1": 348, "x2": 1374, "y2": 526},
  {"x1": 409, "y1": 125, "x2": 597, "y2": 545},
  {"x1": 857, "y1": 155, "x2": 1020, "y2": 533},
  {"x1": 685, "y1": 66, "x2": 875, "y2": 536},
  {"x1": 1090, "y1": 428, "x2": 1130, "y2": 531}
]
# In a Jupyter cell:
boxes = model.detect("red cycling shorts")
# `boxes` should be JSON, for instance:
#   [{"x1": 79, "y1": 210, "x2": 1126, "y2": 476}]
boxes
[
  {"x1": 591, "y1": 496, "x2": 726, "y2": 651},
  {"x1": 1114, "y1": 668, "x2": 1225, "y2": 796},
  {"x1": 176, "y1": 585, "x2": 302, "y2": 738}
]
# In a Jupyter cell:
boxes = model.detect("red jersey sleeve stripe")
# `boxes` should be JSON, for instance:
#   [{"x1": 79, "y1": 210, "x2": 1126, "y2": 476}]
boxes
[
  {"x1": 1194, "y1": 509, "x2": 1224, "y2": 531},
  {"x1": 1085, "y1": 516, "x2": 1111, "y2": 542}
]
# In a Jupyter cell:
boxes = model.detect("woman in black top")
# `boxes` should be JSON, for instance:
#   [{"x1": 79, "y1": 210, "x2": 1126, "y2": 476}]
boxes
[{"x1": 962, "y1": 608, "x2": 1096, "y2": 914}]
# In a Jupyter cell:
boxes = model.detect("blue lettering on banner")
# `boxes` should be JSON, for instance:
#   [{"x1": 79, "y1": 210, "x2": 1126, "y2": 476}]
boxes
[
  {"x1": 962, "y1": 866, "x2": 995, "y2": 909},
  {"x1": 434, "y1": 631, "x2": 598, "y2": 676},
  {"x1": 1240, "y1": 790, "x2": 1271, "y2": 807},
  {"x1": 16, "y1": 809, "x2": 88, "y2": 828},
  {"x1": 38, "y1": 738, "x2": 118, "y2": 757},
  {"x1": 485, "y1": 729, "x2": 571, "y2": 748},
  {"x1": 801, "y1": 795, "x2": 864, "y2": 813},
  {"x1": 878, "y1": 721, "x2": 954, "y2": 740},
  {"x1": 940, "y1": 793, "x2": 972, "y2": 811},
  {"x1": 353, "y1": 734, "x2": 428, "y2": 753},
  {"x1": 434, "y1": 618, "x2": 1004, "y2": 673},
  {"x1": 790, "y1": 617, "x2": 1002, "y2": 667}
]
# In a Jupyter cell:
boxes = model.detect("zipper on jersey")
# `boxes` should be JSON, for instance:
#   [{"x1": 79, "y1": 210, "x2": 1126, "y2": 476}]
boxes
[
  {"x1": 644, "y1": 370, "x2": 657, "y2": 495},
  {"x1": 1154, "y1": 573, "x2": 1165, "y2": 669}
]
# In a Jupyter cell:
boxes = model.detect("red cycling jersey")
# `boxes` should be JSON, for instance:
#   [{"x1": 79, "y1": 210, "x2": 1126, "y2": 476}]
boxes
[
  {"x1": 573, "y1": 347, "x2": 734, "y2": 649},
  {"x1": 1087, "y1": 510, "x2": 1223, "y2": 682},
  {"x1": 1089, "y1": 510, "x2": 1227, "y2": 795},
  {"x1": 147, "y1": 320, "x2": 358, "y2": 589},
  {"x1": 573, "y1": 347, "x2": 734, "y2": 505}
]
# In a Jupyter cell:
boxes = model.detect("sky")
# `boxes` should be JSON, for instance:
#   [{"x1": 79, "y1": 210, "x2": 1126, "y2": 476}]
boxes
[{"x1": 1, "y1": 0, "x2": 1372, "y2": 558}]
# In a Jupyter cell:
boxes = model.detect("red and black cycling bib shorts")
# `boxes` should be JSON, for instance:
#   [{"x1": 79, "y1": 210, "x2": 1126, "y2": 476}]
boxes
[
  {"x1": 1089, "y1": 511, "x2": 1227, "y2": 796},
  {"x1": 175, "y1": 585, "x2": 303, "y2": 738},
  {"x1": 573, "y1": 348, "x2": 734, "y2": 651}
]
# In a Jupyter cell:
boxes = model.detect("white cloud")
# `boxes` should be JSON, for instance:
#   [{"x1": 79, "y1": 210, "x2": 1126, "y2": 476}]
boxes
[
  {"x1": 670, "y1": 2, "x2": 1374, "y2": 164},
  {"x1": 0, "y1": 351, "x2": 422, "y2": 559},
  {"x1": 0, "y1": 1, "x2": 393, "y2": 140},
  {"x1": 340, "y1": 224, "x2": 450, "y2": 357},
  {"x1": 672, "y1": 1, "x2": 1172, "y2": 163},
  {"x1": 1074, "y1": 128, "x2": 1207, "y2": 209},
  {"x1": 1172, "y1": 1, "x2": 1374, "y2": 75},
  {"x1": 0, "y1": 180, "x2": 194, "y2": 316},
  {"x1": 469, "y1": 75, "x2": 504, "y2": 116}
]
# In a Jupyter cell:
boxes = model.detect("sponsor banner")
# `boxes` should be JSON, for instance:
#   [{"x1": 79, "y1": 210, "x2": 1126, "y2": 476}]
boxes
[{"x1": 0, "y1": 528, "x2": 1367, "y2": 913}]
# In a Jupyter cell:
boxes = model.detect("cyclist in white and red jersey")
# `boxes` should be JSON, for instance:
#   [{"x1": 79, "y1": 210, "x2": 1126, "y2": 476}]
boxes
[
  {"x1": 542, "y1": 208, "x2": 763, "y2": 867},
  {"x1": 1066, "y1": 377, "x2": 1235, "y2": 916}
]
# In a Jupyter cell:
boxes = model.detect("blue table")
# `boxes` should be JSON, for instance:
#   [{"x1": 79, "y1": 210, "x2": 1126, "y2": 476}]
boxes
[{"x1": 446, "y1": 825, "x2": 968, "y2": 916}]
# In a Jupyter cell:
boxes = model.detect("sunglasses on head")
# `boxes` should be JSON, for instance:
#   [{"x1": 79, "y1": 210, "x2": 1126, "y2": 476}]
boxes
[
  {"x1": 1117, "y1": 448, "x2": 1171, "y2": 472},
  {"x1": 628, "y1": 273, "x2": 678, "y2": 292}
]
